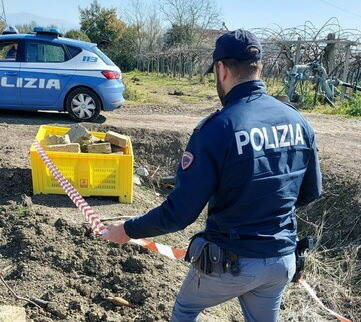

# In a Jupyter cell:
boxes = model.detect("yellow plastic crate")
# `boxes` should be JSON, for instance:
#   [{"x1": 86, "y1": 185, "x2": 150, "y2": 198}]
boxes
[{"x1": 30, "y1": 125, "x2": 134, "y2": 203}]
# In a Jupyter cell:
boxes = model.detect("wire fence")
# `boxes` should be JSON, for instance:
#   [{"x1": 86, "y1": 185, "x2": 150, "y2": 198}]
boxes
[{"x1": 135, "y1": 18, "x2": 361, "y2": 85}]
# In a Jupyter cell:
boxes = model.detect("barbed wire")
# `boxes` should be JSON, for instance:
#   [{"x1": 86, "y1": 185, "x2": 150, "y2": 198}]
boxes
[{"x1": 134, "y1": 18, "x2": 361, "y2": 83}]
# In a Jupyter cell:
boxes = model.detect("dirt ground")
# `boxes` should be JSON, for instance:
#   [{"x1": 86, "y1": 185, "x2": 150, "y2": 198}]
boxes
[{"x1": 0, "y1": 104, "x2": 360, "y2": 321}]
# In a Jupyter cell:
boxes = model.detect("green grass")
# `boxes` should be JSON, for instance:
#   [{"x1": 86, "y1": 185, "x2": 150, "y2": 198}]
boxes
[
  {"x1": 123, "y1": 71, "x2": 218, "y2": 106},
  {"x1": 122, "y1": 71, "x2": 361, "y2": 118},
  {"x1": 340, "y1": 94, "x2": 361, "y2": 117},
  {"x1": 17, "y1": 205, "x2": 29, "y2": 217}
]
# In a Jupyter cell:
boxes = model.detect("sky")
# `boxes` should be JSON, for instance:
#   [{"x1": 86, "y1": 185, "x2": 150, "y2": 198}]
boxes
[{"x1": 4, "y1": 0, "x2": 361, "y2": 32}]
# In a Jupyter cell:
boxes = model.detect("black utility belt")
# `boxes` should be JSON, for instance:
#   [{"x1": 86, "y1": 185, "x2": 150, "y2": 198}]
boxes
[
  {"x1": 184, "y1": 236, "x2": 240, "y2": 276},
  {"x1": 185, "y1": 235, "x2": 315, "y2": 281}
]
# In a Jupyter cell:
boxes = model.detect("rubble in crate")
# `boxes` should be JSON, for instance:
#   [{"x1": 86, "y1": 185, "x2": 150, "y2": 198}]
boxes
[
  {"x1": 41, "y1": 134, "x2": 70, "y2": 146},
  {"x1": 42, "y1": 125, "x2": 129, "y2": 155},
  {"x1": 67, "y1": 123, "x2": 91, "y2": 143},
  {"x1": 105, "y1": 131, "x2": 128, "y2": 148},
  {"x1": 46, "y1": 143, "x2": 81, "y2": 153},
  {"x1": 87, "y1": 142, "x2": 112, "y2": 154},
  {"x1": 79, "y1": 136, "x2": 104, "y2": 153}
]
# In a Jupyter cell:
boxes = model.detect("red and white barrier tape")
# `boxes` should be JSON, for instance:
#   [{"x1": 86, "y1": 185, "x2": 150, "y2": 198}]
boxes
[
  {"x1": 33, "y1": 141, "x2": 106, "y2": 235},
  {"x1": 32, "y1": 140, "x2": 186, "y2": 260},
  {"x1": 32, "y1": 140, "x2": 351, "y2": 321}
]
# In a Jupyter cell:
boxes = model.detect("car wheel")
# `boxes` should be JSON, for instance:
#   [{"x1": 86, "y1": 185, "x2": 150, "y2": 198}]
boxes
[{"x1": 65, "y1": 87, "x2": 101, "y2": 122}]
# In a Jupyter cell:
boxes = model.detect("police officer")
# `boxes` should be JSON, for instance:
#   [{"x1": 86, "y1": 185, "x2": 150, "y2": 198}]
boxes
[
  {"x1": 5, "y1": 44, "x2": 17, "y2": 60},
  {"x1": 102, "y1": 29, "x2": 322, "y2": 322}
]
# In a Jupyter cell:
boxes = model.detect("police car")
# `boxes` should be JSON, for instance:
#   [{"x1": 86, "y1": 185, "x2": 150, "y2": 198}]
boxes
[{"x1": 0, "y1": 26, "x2": 125, "y2": 121}]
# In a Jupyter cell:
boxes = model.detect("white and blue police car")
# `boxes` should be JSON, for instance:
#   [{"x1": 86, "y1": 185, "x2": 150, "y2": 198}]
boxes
[{"x1": 0, "y1": 26, "x2": 125, "y2": 121}]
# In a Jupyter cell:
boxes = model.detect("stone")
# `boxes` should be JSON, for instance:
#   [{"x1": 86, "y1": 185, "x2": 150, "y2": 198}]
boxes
[
  {"x1": 42, "y1": 134, "x2": 70, "y2": 146},
  {"x1": 168, "y1": 89, "x2": 184, "y2": 96},
  {"x1": 80, "y1": 136, "x2": 103, "y2": 152},
  {"x1": 105, "y1": 131, "x2": 128, "y2": 148},
  {"x1": 46, "y1": 143, "x2": 81, "y2": 153},
  {"x1": 87, "y1": 142, "x2": 112, "y2": 154},
  {"x1": 67, "y1": 124, "x2": 90, "y2": 143},
  {"x1": 81, "y1": 136, "x2": 102, "y2": 145},
  {"x1": 21, "y1": 194, "x2": 33, "y2": 208},
  {"x1": 136, "y1": 167, "x2": 149, "y2": 177},
  {"x1": 111, "y1": 144, "x2": 124, "y2": 153},
  {"x1": 0, "y1": 305, "x2": 26, "y2": 322},
  {"x1": 133, "y1": 174, "x2": 141, "y2": 186}
]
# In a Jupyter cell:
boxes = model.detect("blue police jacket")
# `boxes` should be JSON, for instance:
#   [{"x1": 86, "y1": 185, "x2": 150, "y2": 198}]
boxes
[{"x1": 124, "y1": 80, "x2": 322, "y2": 258}]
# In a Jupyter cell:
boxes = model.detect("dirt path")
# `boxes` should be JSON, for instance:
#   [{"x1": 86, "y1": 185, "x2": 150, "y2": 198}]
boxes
[
  {"x1": 2, "y1": 104, "x2": 359, "y2": 167},
  {"x1": 105, "y1": 106, "x2": 361, "y2": 171}
]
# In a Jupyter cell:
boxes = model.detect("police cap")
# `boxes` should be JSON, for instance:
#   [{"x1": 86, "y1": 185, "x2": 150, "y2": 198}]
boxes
[{"x1": 205, "y1": 29, "x2": 262, "y2": 74}]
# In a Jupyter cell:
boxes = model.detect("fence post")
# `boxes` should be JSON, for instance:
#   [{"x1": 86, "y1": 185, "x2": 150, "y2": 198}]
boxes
[
  {"x1": 342, "y1": 44, "x2": 351, "y2": 82},
  {"x1": 340, "y1": 44, "x2": 352, "y2": 97},
  {"x1": 294, "y1": 37, "x2": 302, "y2": 65},
  {"x1": 324, "y1": 33, "x2": 336, "y2": 75}
]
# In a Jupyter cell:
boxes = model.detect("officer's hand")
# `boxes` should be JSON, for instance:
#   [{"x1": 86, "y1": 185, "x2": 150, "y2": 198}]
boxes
[{"x1": 101, "y1": 222, "x2": 130, "y2": 245}]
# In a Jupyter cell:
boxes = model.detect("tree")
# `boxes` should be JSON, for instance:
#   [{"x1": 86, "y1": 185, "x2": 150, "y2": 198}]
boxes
[
  {"x1": 160, "y1": 0, "x2": 221, "y2": 48},
  {"x1": 79, "y1": 0, "x2": 137, "y2": 71},
  {"x1": 120, "y1": 0, "x2": 163, "y2": 53},
  {"x1": 15, "y1": 21, "x2": 37, "y2": 34},
  {"x1": 106, "y1": 26, "x2": 138, "y2": 71},
  {"x1": 165, "y1": 24, "x2": 193, "y2": 48},
  {"x1": 79, "y1": 0, "x2": 126, "y2": 48},
  {"x1": 64, "y1": 29, "x2": 91, "y2": 42}
]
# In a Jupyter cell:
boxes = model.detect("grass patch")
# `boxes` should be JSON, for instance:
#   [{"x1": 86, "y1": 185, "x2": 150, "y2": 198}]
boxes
[
  {"x1": 339, "y1": 94, "x2": 361, "y2": 117},
  {"x1": 123, "y1": 71, "x2": 218, "y2": 106},
  {"x1": 311, "y1": 95, "x2": 361, "y2": 118},
  {"x1": 17, "y1": 205, "x2": 29, "y2": 217},
  {"x1": 122, "y1": 72, "x2": 361, "y2": 119}
]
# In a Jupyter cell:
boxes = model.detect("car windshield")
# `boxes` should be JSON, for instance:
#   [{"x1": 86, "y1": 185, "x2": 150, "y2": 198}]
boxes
[{"x1": 92, "y1": 46, "x2": 115, "y2": 66}]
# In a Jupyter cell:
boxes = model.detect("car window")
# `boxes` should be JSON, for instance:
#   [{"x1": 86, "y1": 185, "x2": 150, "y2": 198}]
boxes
[
  {"x1": 25, "y1": 41, "x2": 67, "y2": 63},
  {"x1": 92, "y1": 46, "x2": 115, "y2": 66},
  {"x1": 0, "y1": 41, "x2": 19, "y2": 62},
  {"x1": 66, "y1": 45, "x2": 82, "y2": 58}
]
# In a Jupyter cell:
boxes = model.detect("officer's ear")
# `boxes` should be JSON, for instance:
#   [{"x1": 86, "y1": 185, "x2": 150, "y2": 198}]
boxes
[{"x1": 215, "y1": 61, "x2": 228, "y2": 82}]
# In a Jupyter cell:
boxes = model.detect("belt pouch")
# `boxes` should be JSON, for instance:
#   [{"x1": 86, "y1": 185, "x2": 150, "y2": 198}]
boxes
[
  {"x1": 185, "y1": 237, "x2": 210, "y2": 274},
  {"x1": 208, "y1": 242, "x2": 223, "y2": 274}
]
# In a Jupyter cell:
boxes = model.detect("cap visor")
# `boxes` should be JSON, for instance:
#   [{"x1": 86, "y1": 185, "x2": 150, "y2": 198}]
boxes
[{"x1": 204, "y1": 62, "x2": 214, "y2": 75}]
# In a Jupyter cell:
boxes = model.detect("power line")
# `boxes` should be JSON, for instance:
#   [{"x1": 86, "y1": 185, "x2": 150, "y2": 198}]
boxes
[{"x1": 317, "y1": 0, "x2": 361, "y2": 20}]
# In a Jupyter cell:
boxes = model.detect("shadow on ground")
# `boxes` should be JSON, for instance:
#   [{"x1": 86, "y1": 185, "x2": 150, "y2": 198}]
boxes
[
  {"x1": 0, "y1": 109, "x2": 106, "y2": 125},
  {"x1": 0, "y1": 167, "x2": 32, "y2": 205},
  {"x1": 32, "y1": 194, "x2": 120, "y2": 209},
  {"x1": 0, "y1": 167, "x2": 122, "y2": 207}
]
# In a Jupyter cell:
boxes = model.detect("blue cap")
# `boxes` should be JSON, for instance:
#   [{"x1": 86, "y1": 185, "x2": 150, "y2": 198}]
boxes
[{"x1": 205, "y1": 29, "x2": 262, "y2": 74}]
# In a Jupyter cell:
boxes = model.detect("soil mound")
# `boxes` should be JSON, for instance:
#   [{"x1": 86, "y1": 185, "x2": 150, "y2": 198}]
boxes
[{"x1": 0, "y1": 203, "x2": 179, "y2": 321}]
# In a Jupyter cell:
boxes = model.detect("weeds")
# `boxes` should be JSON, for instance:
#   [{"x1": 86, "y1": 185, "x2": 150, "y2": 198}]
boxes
[
  {"x1": 340, "y1": 94, "x2": 361, "y2": 117},
  {"x1": 123, "y1": 71, "x2": 217, "y2": 106},
  {"x1": 123, "y1": 72, "x2": 361, "y2": 119},
  {"x1": 311, "y1": 96, "x2": 361, "y2": 118},
  {"x1": 16, "y1": 205, "x2": 31, "y2": 217}
]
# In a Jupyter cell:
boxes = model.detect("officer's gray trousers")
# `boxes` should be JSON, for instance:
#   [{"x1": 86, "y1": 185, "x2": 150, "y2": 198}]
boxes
[{"x1": 171, "y1": 253, "x2": 296, "y2": 322}]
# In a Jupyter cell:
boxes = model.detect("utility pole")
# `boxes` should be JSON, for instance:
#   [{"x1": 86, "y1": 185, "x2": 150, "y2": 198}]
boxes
[{"x1": 0, "y1": 0, "x2": 6, "y2": 26}]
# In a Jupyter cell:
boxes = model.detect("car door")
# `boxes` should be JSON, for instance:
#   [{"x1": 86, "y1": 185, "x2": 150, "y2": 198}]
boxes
[
  {"x1": 0, "y1": 39, "x2": 21, "y2": 107},
  {"x1": 20, "y1": 39, "x2": 71, "y2": 108}
]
